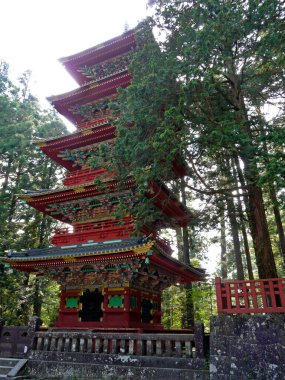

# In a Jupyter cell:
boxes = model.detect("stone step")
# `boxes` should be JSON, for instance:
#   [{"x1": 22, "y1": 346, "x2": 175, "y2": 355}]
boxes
[
  {"x1": 0, "y1": 359, "x2": 19, "y2": 367},
  {"x1": 0, "y1": 366, "x2": 13, "y2": 375},
  {"x1": 0, "y1": 358, "x2": 28, "y2": 379}
]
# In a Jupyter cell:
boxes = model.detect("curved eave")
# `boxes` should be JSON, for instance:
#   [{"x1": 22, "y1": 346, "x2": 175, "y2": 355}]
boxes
[
  {"x1": 4, "y1": 245, "x2": 147, "y2": 264},
  {"x1": 20, "y1": 179, "x2": 191, "y2": 226},
  {"x1": 59, "y1": 30, "x2": 135, "y2": 85},
  {"x1": 34, "y1": 122, "x2": 115, "y2": 171},
  {"x1": 21, "y1": 178, "x2": 134, "y2": 199},
  {"x1": 48, "y1": 73, "x2": 131, "y2": 124},
  {"x1": 150, "y1": 182, "x2": 192, "y2": 227},
  {"x1": 151, "y1": 248, "x2": 205, "y2": 282},
  {"x1": 4, "y1": 239, "x2": 205, "y2": 283},
  {"x1": 3, "y1": 239, "x2": 153, "y2": 270},
  {"x1": 20, "y1": 178, "x2": 135, "y2": 221}
]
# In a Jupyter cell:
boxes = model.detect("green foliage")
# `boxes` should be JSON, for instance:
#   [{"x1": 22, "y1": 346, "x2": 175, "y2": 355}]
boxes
[
  {"x1": 0, "y1": 267, "x2": 59, "y2": 326},
  {"x1": 162, "y1": 283, "x2": 216, "y2": 332},
  {"x1": 0, "y1": 61, "x2": 67, "y2": 325},
  {"x1": 101, "y1": 2, "x2": 285, "y2": 278}
]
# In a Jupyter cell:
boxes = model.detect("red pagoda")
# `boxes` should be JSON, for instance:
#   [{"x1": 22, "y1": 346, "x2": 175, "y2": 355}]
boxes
[{"x1": 5, "y1": 28, "x2": 204, "y2": 330}]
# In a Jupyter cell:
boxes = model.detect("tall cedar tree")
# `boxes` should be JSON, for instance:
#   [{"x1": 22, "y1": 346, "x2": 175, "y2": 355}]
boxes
[{"x1": 108, "y1": 2, "x2": 284, "y2": 279}]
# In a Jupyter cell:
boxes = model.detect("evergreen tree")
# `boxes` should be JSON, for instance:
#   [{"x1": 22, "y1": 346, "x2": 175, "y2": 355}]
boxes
[
  {"x1": 0, "y1": 61, "x2": 67, "y2": 325},
  {"x1": 108, "y1": 1, "x2": 285, "y2": 279}
]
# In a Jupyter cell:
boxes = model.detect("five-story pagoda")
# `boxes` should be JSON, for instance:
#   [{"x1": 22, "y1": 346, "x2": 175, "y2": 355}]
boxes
[{"x1": 4, "y1": 27, "x2": 205, "y2": 330}]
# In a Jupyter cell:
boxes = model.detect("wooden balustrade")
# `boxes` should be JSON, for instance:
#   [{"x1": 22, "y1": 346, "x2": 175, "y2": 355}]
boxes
[
  {"x1": 64, "y1": 168, "x2": 109, "y2": 186},
  {"x1": 77, "y1": 110, "x2": 115, "y2": 130},
  {"x1": 51, "y1": 220, "x2": 134, "y2": 245},
  {"x1": 215, "y1": 276, "x2": 285, "y2": 314},
  {"x1": 33, "y1": 332, "x2": 197, "y2": 358},
  {"x1": 77, "y1": 118, "x2": 109, "y2": 130}
]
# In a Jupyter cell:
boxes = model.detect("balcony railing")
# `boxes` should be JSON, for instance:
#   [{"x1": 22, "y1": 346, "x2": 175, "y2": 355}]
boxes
[
  {"x1": 51, "y1": 220, "x2": 134, "y2": 246},
  {"x1": 32, "y1": 331, "x2": 203, "y2": 359},
  {"x1": 63, "y1": 168, "x2": 111, "y2": 187},
  {"x1": 76, "y1": 110, "x2": 115, "y2": 130},
  {"x1": 215, "y1": 277, "x2": 285, "y2": 314}
]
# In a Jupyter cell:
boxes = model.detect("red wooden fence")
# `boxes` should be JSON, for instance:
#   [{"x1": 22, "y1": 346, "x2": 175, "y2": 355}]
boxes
[{"x1": 215, "y1": 277, "x2": 285, "y2": 314}]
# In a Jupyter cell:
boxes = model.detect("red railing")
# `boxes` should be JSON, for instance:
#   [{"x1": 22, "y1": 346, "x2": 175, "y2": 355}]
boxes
[
  {"x1": 215, "y1": 277, "x2": 285, "y2": 314},
  {"x1": 77, "y1": 117, "x2": 109, "y2": 131},
  {"x1": 76, "y1": 110, "x2": 116, "y2": 130},
  {"x1": 51, "y1": 219, "x2": 134, "y2": 246},
  {"x1": 63, "y1": 167, "x2": 112, "y2": 186}
]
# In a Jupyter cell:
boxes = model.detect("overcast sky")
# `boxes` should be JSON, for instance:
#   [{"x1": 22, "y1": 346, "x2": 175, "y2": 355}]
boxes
[{"x1": 0, "y1": 0, "x2": 148, "y2": 116}]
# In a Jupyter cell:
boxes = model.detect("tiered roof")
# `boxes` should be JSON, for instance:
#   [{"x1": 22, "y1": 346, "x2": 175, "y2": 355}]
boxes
[
  {"x1": 4, "y1": 237, "x2": 204, "y2": 286},
  {"x1": 6, "y1": 27, "x2": 204, "y2": 283},
  {"x1": 59, "y1": 29, "x2": 135, "y2": 85}
]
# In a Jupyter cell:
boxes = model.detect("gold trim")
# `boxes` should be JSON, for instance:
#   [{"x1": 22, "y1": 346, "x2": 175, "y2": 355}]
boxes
[
  {"x1": 81, "y1": 129, "x2": 94, "y2": 135},
  {"x1": 64, "y1": 257, "x2": 76, "y2": 262},
  {"x1": 36, "y1": 142, "x2": 47, "y2": 147},
  {"x1": 4, "y1": 243, "x2": 152, "y2": 263},
  {"x1": 73, "y1": 186, "x2": 85, "y2": 193},
  {"x1": 133, "y1": 241, "x2": 154, "y2": 255},
  {"x1": 22, "y1": 195, "x2": 33, "y2": 201}
]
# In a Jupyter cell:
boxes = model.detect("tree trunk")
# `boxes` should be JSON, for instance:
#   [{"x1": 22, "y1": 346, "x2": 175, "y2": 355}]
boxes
[
  {"x1": 247, "y1": 183, "x2": 277, "y2": 278},
  {"x1": 175, "y1": 226, "x2": 184, "y2": 262},
  {"x1": 232, "y1": 160, "x2": 254, "y2": 279},
  {"x1": 228, "y1": 61, "x2": 277, "y2": 279},
  {"x1": 7, "y1": 162, "x2": 23, "y2": 224},
  {"x1": 269, "y1": 184, "x2": 285, "y2": 264},
  {"x1": 33, "y1": 277, "x2": 42, "y2": 318},
  {"x1": 240, "y1": 222, "x2": 254, "y2": 280},
  {"x1": 16, "y1": 273, "x2": 30, "y2": 325},
  {"x1": 226, "y1": 196, "x2": 245, "y2": 280},
  {"x1": 38, "y1": 215, "x2": 47, "y2": 248},
  {"x1": 180, "y1": 178, "x2": 195, "y2": 328},
  {"x1": 259, "y1": 121, "x2": 285, "y2": 263},
  {"x1": 220, "y1": 203, "x2": 228, "y2": 279},
  {"x1": 1, "y1": 155, "x2": 13, "y2": 196}
]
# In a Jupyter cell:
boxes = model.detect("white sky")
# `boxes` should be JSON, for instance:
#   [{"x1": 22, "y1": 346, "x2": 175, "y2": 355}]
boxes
[{"x1": 0, "y1": 0, "x2": 148, "y2": 123}]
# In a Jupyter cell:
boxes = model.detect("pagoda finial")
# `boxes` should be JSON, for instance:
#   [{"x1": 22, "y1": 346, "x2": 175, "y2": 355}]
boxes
[{"x1": 124, "y1": 21, "x2": 130, "y2": 32}]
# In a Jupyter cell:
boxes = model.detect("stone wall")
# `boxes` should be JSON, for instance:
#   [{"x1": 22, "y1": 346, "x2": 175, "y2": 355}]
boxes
[
  {"x1": 210, "y1": 314, "x2": 285, "y2": 379},
  {"x1": 27, "y1": 351, "x2": 210, "y2": 379}
]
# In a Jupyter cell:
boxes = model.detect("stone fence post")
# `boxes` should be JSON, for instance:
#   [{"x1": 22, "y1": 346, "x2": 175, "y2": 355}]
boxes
[
  {"x1": 194, "y1": 322, "x2": 205, "y2": 358},
  {"x1": 25, "y1": 316, "x2": 42, "y2": 356}
]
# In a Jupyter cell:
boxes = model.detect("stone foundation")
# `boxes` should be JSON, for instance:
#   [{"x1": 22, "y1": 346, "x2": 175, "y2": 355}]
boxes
[
  {"x1": 210, "y1": 314, "x2": 285, "y2": 379},
  {"x1": 27, "y1": 351, "x2": 209, "y2": 379}
]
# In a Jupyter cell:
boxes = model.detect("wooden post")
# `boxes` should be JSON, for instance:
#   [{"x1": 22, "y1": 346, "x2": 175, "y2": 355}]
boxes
[{"x1": 215, "y1": 277, "x2": 223, "y2": 313}]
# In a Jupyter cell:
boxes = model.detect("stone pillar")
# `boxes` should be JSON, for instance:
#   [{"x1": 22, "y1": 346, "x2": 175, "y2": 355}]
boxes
[
  {"x1": 194, "y1": 322, "x2": 205, "y2": 358},
  {"x1": 25, "y1": 316, "x2": 42, "y2": 356}
]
